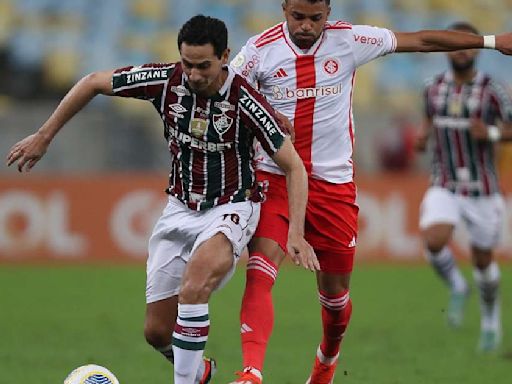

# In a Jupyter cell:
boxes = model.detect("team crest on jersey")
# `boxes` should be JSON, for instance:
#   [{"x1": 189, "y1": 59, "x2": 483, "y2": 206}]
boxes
[
  {"x1": 190, "y1": 118, "x2": 209, "y2": 138},
  {"x1": 212, "y1": 113, "x2": 233, "y2": 137},
  {"x1": 323, "y1": 58, "x2": 340, "y2": 75}
]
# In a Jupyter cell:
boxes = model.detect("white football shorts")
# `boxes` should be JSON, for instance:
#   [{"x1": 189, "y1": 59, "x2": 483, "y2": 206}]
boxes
[
  {"x1": 419, "y1": 186, "x2": 504, "y2": 249},
  {"x1": 146, "y1": 196, "x2": 260, "y2": 303}
]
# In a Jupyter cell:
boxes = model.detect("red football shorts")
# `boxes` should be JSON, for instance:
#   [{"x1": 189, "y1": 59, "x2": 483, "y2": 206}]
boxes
[{"x1": 254, "y1": 170, "x2": 359, "y2": 273}]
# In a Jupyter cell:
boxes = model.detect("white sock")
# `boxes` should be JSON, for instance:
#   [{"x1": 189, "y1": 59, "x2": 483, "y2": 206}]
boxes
[
  {"x1": 426, "y1": 247, "x2": 467, "y2": 292},
  {"x1": 172, "y1": 303, "x2": 209, "y2": 384},
  {"x1": 473, "y1": 262, "x2": 501, "y2": 331},
  {"x1": 156, "y1": 344, "x2": 206, "y2": 382}
]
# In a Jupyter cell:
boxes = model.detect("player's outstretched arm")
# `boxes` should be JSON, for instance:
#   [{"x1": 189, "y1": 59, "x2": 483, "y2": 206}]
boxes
[
  {"x1": 272, "y1": 138, "x2": 320, "y2": 271},
  {"x1": 6, "y1": 70, "x2": 114, "y2": 172},
  {"x1": 395, "y1": 30, "x2": 512, "y2": 55}
]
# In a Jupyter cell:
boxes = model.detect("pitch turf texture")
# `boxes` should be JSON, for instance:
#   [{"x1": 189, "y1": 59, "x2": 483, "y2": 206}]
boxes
[{"x1": 1, "y1": 264, "x2": 510, "y2": 383}]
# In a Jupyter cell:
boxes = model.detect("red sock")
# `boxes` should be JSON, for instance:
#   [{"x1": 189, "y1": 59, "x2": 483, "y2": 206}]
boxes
[
  {"x1": 240, "y1": 253, "x2": 278, "y2": 371},
  {"x1": 319, "y1": 290, "x2": 352, "y2": 358}
]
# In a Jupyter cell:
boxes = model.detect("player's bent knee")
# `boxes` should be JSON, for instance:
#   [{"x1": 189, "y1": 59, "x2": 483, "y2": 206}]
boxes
[
  {"x1": 144, "y1": 323, "x2": 171, "y2": 348},
  {"x1": 422, "y1": 226, "x2": 452, "y2": 253},
  {"x1": 179, "y1": 279, "x2": 217, "y2": 304},
  {"x1": 249, "y1": 236, "x2": 286, "y2": 266}
]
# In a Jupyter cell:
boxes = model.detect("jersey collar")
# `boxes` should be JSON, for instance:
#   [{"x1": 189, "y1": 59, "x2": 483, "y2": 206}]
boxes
[{"x1": 283, "y1": 21, "x2": 325, "y2": 56}]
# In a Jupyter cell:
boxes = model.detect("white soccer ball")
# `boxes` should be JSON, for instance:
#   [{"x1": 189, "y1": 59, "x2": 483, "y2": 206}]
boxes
[{"x1": 64, "y1": 364, "x2": 120, "y2": 384}]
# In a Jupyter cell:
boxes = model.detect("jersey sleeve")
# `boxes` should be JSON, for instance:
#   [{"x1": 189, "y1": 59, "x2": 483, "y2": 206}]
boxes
[
  {"x1": 238, "y1": 83, "x2": 286, "y2": 157},
  {"x1": 423, "y1": 78, "x2": 435, "y2": 119},
  {"x1": 111, "y1": 63, "x2": 175, "y2": 100},
  {"x1": 351, "y1": 25, "x2": 397, "y2": 67},
  {"x1": 487, "y1": 79, "x2": 512, "y2": 123},
  {"x1": 230, "y1": 38, "x2": 261, "y2": 86}
]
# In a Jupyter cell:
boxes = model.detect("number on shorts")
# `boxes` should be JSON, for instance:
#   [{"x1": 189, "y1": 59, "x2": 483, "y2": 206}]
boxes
[{"x1": 222, "y1": 213, "x2": 240, "y2": 225}]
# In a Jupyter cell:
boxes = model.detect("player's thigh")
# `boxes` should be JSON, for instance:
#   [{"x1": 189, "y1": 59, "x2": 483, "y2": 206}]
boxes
[
  {"x1": 183, "y1": 232, "x2": 235, "y2": 298},
  {"x1": 305, "y1": 180, "x2": 358, "y2": 273},
  {"x1": 462, "y1": 194, "x2": 504, "y2": 250},
  {"x1": 251, "y1": 171, "x2": 289, "y2": 263},
  {"x1": 190, "y1": 200, "x2": 261, "y2": 292}
]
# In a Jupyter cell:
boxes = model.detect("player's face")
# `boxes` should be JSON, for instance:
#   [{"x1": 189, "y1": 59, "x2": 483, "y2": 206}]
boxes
[
  {"x1": 180, "y1": 43, "x2": 230, "y2": 96},
  {"x1": 446, "y1": 28, "x2": 479, "y2": 73},
  {"x1": 447, "y1": 48, "x2": 479, "y2": 73},
  {"x1": 282, "y1": 0, "x2": 330, "y2": 49}
]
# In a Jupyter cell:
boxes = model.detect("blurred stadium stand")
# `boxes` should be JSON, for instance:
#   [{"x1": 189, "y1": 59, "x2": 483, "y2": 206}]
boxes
[{"x1": 1, "y1": 0, "x2": 512, "y2": 173}]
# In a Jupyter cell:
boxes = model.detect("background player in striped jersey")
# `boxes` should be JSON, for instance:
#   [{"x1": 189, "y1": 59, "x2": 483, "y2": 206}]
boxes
[
  {"x1": 228, "y1": 1, "x2": 512, "y2": 383},
  {"x1": 6, "y1": 15, "x2": 318, "y2": 384},
  {"x1": 416, "y1": 21, "x2": 512, "y2": 352}
]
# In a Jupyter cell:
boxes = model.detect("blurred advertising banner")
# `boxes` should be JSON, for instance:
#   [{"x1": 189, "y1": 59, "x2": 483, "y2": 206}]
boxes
[{"x1": 0, "y1": 173, "x2": 511, "y2": 263}]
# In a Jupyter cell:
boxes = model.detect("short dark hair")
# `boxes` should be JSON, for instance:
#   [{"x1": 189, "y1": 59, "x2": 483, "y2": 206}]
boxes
[
  {"x1": 284, "y1": 0, "x2": 331, "y2": 5},
  {"x1": 447, "y1": 21, "x2": 480, "y2": 35},
  {"x1": 177, "y1": 15, "x2": 228, "y2": 58}
]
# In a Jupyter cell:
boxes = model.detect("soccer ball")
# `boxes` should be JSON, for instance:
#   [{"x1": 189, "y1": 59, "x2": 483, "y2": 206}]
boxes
[{"x1": 64, "y1": 364, "x2": 120, "y2": 384}]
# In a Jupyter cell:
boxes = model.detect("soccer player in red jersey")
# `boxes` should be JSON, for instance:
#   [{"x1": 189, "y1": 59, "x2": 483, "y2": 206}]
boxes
[
  {"x1": 6, "y1": 15, "x2": 318, "y2": 384},
  {"x1": 229, "y1": 1, "x2": 512, "y2": 383},
  {"x1": 416, "y1": 21, "x2": 512, "y2": 352}
]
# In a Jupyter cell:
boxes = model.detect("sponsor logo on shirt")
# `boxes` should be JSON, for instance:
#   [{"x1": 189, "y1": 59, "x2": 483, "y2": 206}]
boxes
[
  {"x1": 354, "y1": 34, "x2": 384, "y2": 47},
  {"x1": 239, "y1": 92, "x2": 279, "y2": 136},
  {"x1": 271, "y1": 83, "x2": 342, "y2": 100},
  {"x1": 170, "y1": 85, "x2": 191, "y2": 97},
  {"x1": 240, "y1": 54, "x2": 260, "y2": 78},
  {"x1": 169, "y1": 126, "x2": 233, "y2": 152},
  {"x1": 125, "y1": 69, "x2": 168, "y2": 84},
  {"x1": 214, "y1": 100, "x2": 235, "y2": 112}
]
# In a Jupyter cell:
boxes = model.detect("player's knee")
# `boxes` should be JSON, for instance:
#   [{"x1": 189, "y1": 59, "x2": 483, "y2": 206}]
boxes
[
  {"x1": 144, "y1": 323, "x2": 170, "y2": 348},
  {"x1": 179, "y1": 279, "x2": 215, "y2": 304},
  {"x1": 425, "y1": 239, "x2": 446, "y2": 254}
]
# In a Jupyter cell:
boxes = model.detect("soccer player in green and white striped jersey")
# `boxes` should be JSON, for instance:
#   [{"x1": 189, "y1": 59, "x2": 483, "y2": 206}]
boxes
[
  {"x1": 7, "y1": 14, "x2": 318, "y2": 384},
  {"x1": 416, "y1": 21, "x2": 512, "y2": 352}
]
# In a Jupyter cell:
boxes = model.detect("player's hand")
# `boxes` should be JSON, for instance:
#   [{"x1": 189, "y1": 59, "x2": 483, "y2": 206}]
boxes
[
  {"x1": 275, "y1": 110, "x2": 295, "y2": 143},
  {"x1": 286, "y1": 231, "x2": 320, "y2": 271},
  {"x1": 414, "y1": 130, "x2": 429, "y2": 152},
  {"x1": 469, "y1": 119, "x2": 489, "y2": 140},
  {"x1": 6, "y1": 132, "x2": 50, "y2": 172},
  {"x1": 496, "y1": 33, "x2": 512, "y2": 55}
]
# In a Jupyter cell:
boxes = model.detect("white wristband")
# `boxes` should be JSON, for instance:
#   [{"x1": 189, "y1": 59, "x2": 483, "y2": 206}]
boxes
[
  {"x1": 483, "y1": 35, "x2": 496, "y2": 49},
  {"x1": 487, "y1": 125, "x2": 501, "y2": 142}
]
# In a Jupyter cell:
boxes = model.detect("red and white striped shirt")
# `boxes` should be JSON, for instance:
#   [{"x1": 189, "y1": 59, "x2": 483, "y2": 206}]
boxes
[{"x1": 231, "y1": 21, "x2": 396, "y2": 183}]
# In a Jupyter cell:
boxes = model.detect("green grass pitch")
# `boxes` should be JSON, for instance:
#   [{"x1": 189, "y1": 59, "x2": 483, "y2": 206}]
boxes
[{"x1": 1, "y1": 264, "x2": 510, "y2": 383}]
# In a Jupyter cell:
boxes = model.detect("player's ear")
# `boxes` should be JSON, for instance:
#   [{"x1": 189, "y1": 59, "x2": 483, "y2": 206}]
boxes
[{"x1": 221, "y1": 48, "x2": 230, "y2": 65}]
